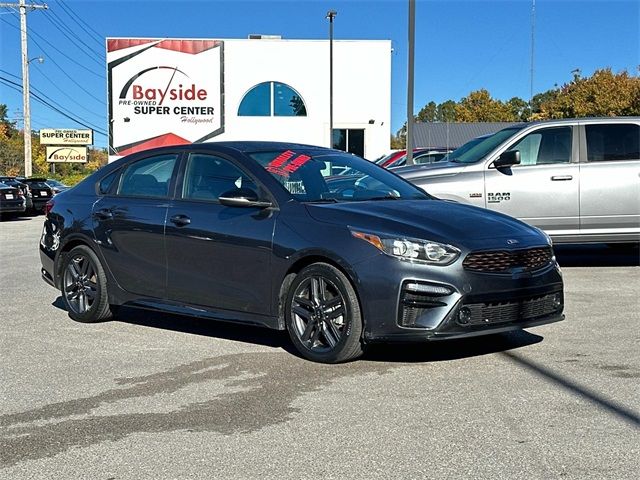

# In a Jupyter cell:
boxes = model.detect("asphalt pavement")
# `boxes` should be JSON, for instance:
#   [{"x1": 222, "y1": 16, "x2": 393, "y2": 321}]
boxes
[{"x1": 1, "y1": 216, "x2": 638, "y2": 479}]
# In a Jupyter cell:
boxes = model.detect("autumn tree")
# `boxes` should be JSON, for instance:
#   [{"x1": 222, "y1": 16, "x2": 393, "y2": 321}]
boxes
[
  {"x1": 455, "y1": 89, "x2": 518, "y2": 122},
  {"x1": 534, "y1": 68, "x2": 640, "y2": 119}
]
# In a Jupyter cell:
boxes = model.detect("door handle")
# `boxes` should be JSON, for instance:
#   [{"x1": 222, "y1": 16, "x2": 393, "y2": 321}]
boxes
[
  {"x1": 93, "y1": 208, "x2": 113, "y2": 220},
  {"x1": 169, "y1": 214, "x2": 191, "y2": 227},
  {"x1": 551, "y1": 175, "x2": 573, "y2": 181}
]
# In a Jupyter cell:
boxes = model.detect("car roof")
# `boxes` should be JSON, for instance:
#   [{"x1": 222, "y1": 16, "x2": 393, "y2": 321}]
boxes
[
  {"x1": 513, "y1": 116, "x2": 640, "y2": 128},
  {"x1": 184, "y1": 141, "x2": 335, "y2": 154}
]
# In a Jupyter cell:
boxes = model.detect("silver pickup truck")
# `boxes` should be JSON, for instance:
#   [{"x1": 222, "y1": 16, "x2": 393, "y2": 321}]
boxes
[{"x1": 395, "y1": 117, "x2": 640, "y2": 244}]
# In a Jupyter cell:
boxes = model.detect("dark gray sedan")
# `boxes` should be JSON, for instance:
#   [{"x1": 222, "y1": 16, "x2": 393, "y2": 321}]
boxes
[{"x1": 39, "y1": 142, "x2": 564, "y2": 363}]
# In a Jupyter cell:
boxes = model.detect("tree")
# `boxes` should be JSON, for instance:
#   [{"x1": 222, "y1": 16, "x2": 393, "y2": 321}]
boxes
[
  {"x1": 534, "y1": 68, "x2": 640, "y2": 119},
  {"x1": 0, "y1": 103, "x2": 17, "y2": 139},
  {"x1": 437, "y1": 100, "x2": 457, "y2": 122},
  {"x1": 416, "y1": 101, "x2": 437, "y2": 122},
  {"x1": 455, "y1": 89, "x2": 517, "y2": 122},
  {"x1": 507, "y1": 97, "x2": 530, "y2": 121}
]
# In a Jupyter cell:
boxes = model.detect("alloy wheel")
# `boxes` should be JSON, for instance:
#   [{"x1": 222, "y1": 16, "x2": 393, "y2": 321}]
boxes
[
  {"x1": 290, "y1": 275, "x2": 347, "y2": 352},
  {"x1": 63, "y1": 254, "x2": 98, "y2": 315}
]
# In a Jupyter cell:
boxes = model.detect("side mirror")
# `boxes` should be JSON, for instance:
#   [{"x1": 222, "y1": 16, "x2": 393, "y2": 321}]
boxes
[
  {"x1": 218, "y1": 188, "x2": 273, "y2": 209},
  {"x1": 494, "y1": 150, "x2": 521, "y2": 168}
]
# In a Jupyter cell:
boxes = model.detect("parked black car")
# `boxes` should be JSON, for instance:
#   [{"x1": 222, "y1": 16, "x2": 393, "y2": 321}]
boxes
[
  {"x1": 46, "y1": 179, "x2": 70, "y2": 194},
  {"x1": 19, "y1": 177, "x2": 54, "y2": 213},
  {"x1": 0, "y1": 176, "x2": 33, "y2": 211},
  {"x1": 0, "y1": 181, "x2": 26, "y2": 216},
  {"x1": 40, "y1": 142, "x2": 564, "y2": 363}
]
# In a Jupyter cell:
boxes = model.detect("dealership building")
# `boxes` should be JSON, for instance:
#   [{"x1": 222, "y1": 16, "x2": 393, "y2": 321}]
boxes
[{"x1": 107, "y1": 37, "x2": 391, "y2": 161}]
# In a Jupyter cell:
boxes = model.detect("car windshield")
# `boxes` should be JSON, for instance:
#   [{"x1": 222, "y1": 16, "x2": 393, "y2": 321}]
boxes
[
  {"x1": 446, "y1": 127, "x2": 523, "y2": 164},
  {"x1": 250, "y1": 149, "x2": 430, "y2": 202}
]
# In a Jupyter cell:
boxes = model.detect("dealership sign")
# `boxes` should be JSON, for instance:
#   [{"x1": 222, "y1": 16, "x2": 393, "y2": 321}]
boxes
[
  {"x1": 46, "y1": 146, "x2": 88, "y2": 163},
  {"x1": 40, "y1": 129, "x2": 93, "y2": 146},
  {"x1": 107, "y1": 38, "x2": 224, "y2": 157}
]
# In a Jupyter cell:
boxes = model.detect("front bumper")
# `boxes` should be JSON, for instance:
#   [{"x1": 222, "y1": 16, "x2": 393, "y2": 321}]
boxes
[{"x1": 355, "y1": 251, "x2": 564, "y2": 343}]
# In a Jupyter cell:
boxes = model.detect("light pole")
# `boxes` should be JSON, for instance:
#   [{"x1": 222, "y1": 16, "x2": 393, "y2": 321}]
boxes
[
  {"x1": 406, "y1": 0, "x2": 415, "y2": 165},
  {"x1": 326, "y1": 10, "x2": 337, "y2": 149}
]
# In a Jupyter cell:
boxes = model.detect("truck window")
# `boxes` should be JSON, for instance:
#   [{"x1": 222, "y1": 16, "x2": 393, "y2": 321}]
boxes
[
  {"x1": 507, "y1": 127, "x2": 572, "y2": 166},
  {"x1": 586, "y1": 124, "x2": 640, "y2": 162}
]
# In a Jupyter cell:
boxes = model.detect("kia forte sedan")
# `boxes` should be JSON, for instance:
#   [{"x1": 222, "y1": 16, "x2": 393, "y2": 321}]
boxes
[{"x1": 40, "y1": 142, "x2": 564, "y2": 363}]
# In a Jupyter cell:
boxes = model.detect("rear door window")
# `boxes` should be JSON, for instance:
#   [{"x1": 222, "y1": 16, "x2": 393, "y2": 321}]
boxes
[
  {"x1": 585, "y1": 124, "x2": 640, "y2": 162},
  {"x1": 118, "y1": 154, "x2": 178, "y2": 198}
]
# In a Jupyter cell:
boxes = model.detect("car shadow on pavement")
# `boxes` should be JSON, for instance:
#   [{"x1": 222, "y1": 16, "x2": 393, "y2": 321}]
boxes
[
  {"x1": 554, "y1": 244, "x2": 639, "y2": 267},
  {"x1": 362, "y1": 330, "x2": 543, "y2": 363},
  {"x1": 52, "y1": 299, "x2": 544, "y2": 363},
  {"x1": 0, "y1": 215, "x2": 32, "y2": 222},
  {"x1": 112, "y1": 305, "x2": 295, "y2": 352}
]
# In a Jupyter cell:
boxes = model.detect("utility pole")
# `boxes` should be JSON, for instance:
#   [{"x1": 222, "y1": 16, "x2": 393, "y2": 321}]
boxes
[
  {"x1": 406, "y1": 0, "x2": 415, "y2": 165},
  {"x1": 326, "y1": 10, "x2": 337, "y2": 149},
  {"x1": 529, "y1": 0, "x2": 536, "y2": 119},
  {"x1": 0, "y1": 1, "x2": 48, "y2": 177}
]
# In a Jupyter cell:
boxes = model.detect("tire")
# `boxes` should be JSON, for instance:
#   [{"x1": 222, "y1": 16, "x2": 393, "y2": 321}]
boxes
[
  {"x1": 285, "y1": 263, "x2": 364, "y2": 363},
  {"x1": 61, "y1": 245, "x2": 115, "y2": 323}
]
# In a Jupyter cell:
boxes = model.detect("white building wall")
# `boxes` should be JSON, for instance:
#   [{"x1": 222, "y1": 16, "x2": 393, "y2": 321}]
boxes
[{"x1": 216, "y1": 39, "x2": 391, "y2": 160}]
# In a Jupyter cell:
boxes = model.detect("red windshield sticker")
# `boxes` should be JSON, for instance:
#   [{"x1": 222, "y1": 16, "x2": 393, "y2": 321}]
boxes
[
  {"x1": 266, "y1": 151, "x2": 312, "y2": 177},
  {"x1": 266, "y1": 150, "x2": 295, "y2": 172}
]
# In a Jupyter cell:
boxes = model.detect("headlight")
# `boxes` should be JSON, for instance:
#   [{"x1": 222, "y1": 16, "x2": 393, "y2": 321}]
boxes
[{"x1": 350, "y1": 229, "x2": 460, "y2": 265}]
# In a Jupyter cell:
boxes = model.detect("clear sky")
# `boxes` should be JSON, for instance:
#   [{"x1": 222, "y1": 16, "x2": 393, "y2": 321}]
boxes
[{"x1": 1, "y1": 0, "x2": 638, "y2": 148}]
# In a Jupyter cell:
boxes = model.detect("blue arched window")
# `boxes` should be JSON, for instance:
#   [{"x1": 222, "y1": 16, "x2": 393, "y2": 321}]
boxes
[{"x1": 238, "y1": 82, "x2": 307, "y2": 117}]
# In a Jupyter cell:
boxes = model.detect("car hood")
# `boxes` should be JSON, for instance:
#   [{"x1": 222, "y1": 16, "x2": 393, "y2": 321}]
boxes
[
  {"x1": 305, "y1": 199, "x2": 547, "y2": 251},
  {"x1": 392, "y1": 161, "x2": 468, "y2": 181}
]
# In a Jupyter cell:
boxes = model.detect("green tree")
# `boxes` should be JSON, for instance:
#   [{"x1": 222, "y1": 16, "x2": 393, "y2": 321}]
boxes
[
  {"x1": 416, "y1": 101, "x2": 437, "y2": 122},
  {"x1": 507, "y1": 97, "x2": 530, "y2": 121},
  {"x1": 437, "y1": 100, "x2": 457, "y2": 122}
]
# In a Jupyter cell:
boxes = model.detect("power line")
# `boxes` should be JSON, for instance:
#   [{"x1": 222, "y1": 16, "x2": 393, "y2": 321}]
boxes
[
  {"x1": 0, "y1": 68, "x2": 103, "y2": 123},
  {"x1": 57, "y1": 0, "x2": 104, "y2": 48},
  {"x1": 0, "y1": 16, "x2": 104, "y2": 79},
  {"x1": 30, "y1": 68, "x2": 104, "y2": 119},
  {"x1": 0, "y1": 76, "x2": 107, "y2": 135},
  {"x1": 39, "y1": 8, "x2": 105, "y2": 64},
  {"x1": 37, "y1": 2, "x2": 105, "y2": 63}
]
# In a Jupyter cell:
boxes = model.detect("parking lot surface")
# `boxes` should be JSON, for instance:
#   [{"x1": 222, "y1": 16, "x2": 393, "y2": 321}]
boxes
[{"x1": 1, "y1": 216, "x2": 638, "y2": 479}]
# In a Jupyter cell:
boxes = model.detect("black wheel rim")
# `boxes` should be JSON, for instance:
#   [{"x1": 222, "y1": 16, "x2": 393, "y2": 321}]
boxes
[
  {"x1": 63, "y1": 254, "x2": 98, "y2": 314},
  {"x1": 291, "y1": 275, "x2": 347, "y2": 353}
]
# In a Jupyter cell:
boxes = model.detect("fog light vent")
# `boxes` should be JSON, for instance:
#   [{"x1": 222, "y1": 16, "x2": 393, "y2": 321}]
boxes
[
  {"x1": 405, "y1": 282, "x2": 453, "y2": 296},
  {"x1": 397, "y1": 281, "x2": 454, "y2": 328}
]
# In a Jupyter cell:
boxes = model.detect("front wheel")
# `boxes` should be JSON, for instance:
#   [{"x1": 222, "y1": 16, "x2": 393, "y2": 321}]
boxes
[
  {"x1": 61, "y1": 245, "x2": 115, "y2": 323},
  {"x1": 285, "y1": 263, "x2": 364, "y2": 363}
]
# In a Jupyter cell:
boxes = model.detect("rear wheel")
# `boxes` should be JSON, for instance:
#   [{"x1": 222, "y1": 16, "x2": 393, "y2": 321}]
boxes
[
  {"x1": 61, "y1": 245, "x2": 115, "y2": 323},
  {"x1": 285, "y1": 263, "x2": 364, "y2": 363}
]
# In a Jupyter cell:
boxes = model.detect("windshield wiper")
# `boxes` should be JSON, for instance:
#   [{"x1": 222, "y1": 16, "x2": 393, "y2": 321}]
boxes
[{"x1": 363, "y1": 195, "x2": 400, "y2": 201}]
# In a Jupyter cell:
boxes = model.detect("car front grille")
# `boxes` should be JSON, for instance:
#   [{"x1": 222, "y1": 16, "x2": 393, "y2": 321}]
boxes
[
  {"x1": 460, "y1": 292, "x2": 563, "y2": 326},
  {"x1": 463, "y1": 247, "x2": 553, "y2": 273}
]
